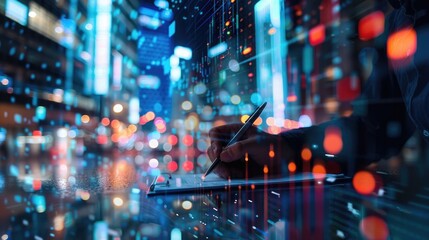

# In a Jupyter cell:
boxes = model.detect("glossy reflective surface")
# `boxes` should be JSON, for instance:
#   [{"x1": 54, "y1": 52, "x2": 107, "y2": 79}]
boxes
[{"x1": 1, "y1": 151, "x2": 428, "y2": 239}]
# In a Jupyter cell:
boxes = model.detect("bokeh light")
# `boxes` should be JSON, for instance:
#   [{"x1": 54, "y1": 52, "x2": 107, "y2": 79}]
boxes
[
  {"x1": 241, "y1": 115, "x2": 249, "y2": 123},
  {"x1": 183, "y1": 135, "x2": 194, "y2": 146},
  {"x1": 149, "y1": 158, "x2": 159, "y2": 168},
  {"x1": 182, "y1": 200, "x2": 192, "y2": 210},
  {"x1": 301, "y1": 148, "x2": 312, "y2": 161},
  {"x1": 309, "y1": 24, "x2": 325, "y2": 46},
  {"x1": 387, "y1": 28, "x2": 417, "y2": 61},
  {"x1": 288, "y1": 162, "x2": 297, "y2": 173},
  {"x1": 181, "y1": 101, "x2": 193, "y2": 111},
  {"x1": 101, "y1": 117, "x2": 110, "y2": 126},
  {"x1": 359, "y1": 11, "x2": 385, "y2": 40},
  {"x1": 113, "y1": 103, "x2": 124, "y2": 113},
  {"x1": 167, "y1": 161, "x2": 178, "y2": 172},
  {"x1": 323, "y1": 126, "x2": 343, "y2": 155},
  {"x1": 312, "y1": 164, "x2": 326, "y2": 179},
  {"x1": 182, "y1": 160, "x2": 194, "y2": 172},
  {"x1": 81, "y1": 115, "x2": 90, "y2": 123},
  {"x1": 353, "y1": 171, "x2": 376, "y2": 195},
  {"x1": 113, "y1": 197, "x2": 124, "y2": 207},
  {"x1": 359, "y1": 216, "x2": 389, "y2": 240}
]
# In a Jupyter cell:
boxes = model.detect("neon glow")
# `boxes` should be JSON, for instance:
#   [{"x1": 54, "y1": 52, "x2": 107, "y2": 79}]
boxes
[
  {"x1": 5, "y1": 0, "x2": 28, "y2": 26},
  {"x1": 174, "y1": 46, "x2": 192, "y2": 60},
  {"x1": 359, "y1": 11, "x2": 385, "y2": 41},
  {"x1": 112, "y1": 51, "x2": 123, "y2": 90},
  {"x1": 94, "y1": 0, "x2": 112, "y2": 95},
  {"x1": 255, "y1": 0, "x2": 287, "y2": 124},
  {"x1": 208, "y1": 42, "x2": 228, "y2": 58},
  {"x1": 128, "y1": 98, "x2": 140, "y2": 124},
  {"x1": 387, "y1": 28, "x2": 417, "y2": 60},
  {"x1": 309, "y1": 24, "x2": 325, "y2": 46}
]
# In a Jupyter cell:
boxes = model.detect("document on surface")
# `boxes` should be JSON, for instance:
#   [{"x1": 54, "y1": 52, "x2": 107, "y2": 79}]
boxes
[{"x1": 147, "y1": 172, "x2": 350, "y2": 196}]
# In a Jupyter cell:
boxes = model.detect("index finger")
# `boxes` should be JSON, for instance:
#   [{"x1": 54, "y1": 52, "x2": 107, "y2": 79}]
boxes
[{"x1": 208, "y1": 123, "x2": 243, "y2": 144}]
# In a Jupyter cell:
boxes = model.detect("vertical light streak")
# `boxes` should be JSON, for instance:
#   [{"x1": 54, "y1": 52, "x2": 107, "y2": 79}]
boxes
[
  {"x1": 94, "y1": 0, "x2": 112, "y2": 95},
  {"x1": 112, "y1": 51, "x2": 123, "y2": 90},
  {"x1": 255, "y1": 0, "x2": 287, "y2": 124},
  {"x1": 263, "y1": 164, "x2": 268, "y2": 231}
]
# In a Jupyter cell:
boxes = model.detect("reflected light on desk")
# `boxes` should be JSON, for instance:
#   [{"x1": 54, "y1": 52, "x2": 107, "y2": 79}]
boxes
[
  {"x1": 312, "y1": 164, "x2": 326, "y2": 179},
  {"x1": 359, "y1": 216, "x2": 389, "y2": 240}
]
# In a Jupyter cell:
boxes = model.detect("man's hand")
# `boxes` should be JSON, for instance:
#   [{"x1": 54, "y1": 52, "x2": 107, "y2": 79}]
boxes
[{"x1": 207, "y1": 123, "x2": 290, "y2": 179}]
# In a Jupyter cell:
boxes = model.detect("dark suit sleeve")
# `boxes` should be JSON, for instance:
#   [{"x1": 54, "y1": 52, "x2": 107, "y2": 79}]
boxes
[{"x1": 281, "y1": 21, "x2": 415, "y2": 174}]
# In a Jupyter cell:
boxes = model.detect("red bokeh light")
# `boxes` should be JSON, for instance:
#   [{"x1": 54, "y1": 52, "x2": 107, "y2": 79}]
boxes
[
  {"x1": 157, "y1": 175, "x2": 165, "y2": 183},
  {"x1": 33, "y1": 130, "x2": 42, "y2": 136},
  {"x1": 101, "y1": 117, "x2": 110, "y2": 126},
  {"x1": 97, "y1": 135, "x2": 108, "y2": 145},
  {"x1": 359, "y1": 11, "x2": 385, "y2": 41},
  {"x1": 183, "y1": 135, "x2": 194, "y2": 147},
  {"x1": 182, "y1": 160, "x2": 194, "y2": 172},
  {"x1": 309, "y1": 24, "x2": 325, "y2": 46},
  {"x1": 359, "y1": 216, "x2": 389, "y2": 240},
  {"x1": 323, "y1": 126, "x2": 343, "y2": 154},
  {"x1": 353, "y1": 171, "x2": 376, "y2": 195},
  {"x1": 168, "y1": 135, "x2": 178, "y2": 146},
  {"x1": 167, "y1": 161, "x2": 178, "y2": 172},
  {"x1": 33, "y1": 179, "x2": 42, "y2": 191},
  {"x1": 337, "y1": 76, "x2": 361, "y2": 101}
]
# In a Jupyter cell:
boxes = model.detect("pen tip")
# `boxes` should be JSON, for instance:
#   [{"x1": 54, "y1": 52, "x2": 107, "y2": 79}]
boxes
[{"x1": 201, "y1": 175, "x2": 206, "y2": 181}]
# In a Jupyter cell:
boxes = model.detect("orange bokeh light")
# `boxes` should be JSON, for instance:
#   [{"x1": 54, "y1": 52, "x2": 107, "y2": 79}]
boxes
[
  {"x1": 263, "y1": 165, "x2": 269, "y2": 174},
  {"x1": 312, "y1": 164, "x2": 326, "y2": 179},
  {"x1": 287, "y1": 95, "x2": 297, "y2": 102},
  {"x1": 301, "y1": 148, "x2": 312, "y2": 161},
  {"x1": 111, "y1": 119, "x2": 120, "y2": 129},
  {"x1": 288, "y1": 162, "x2": 297, "y2": 173},
  {"x1": 387, "y1": 28, "x2": 417, "y2": 60},
  {"x1": 353, "y1": 171, "x2": 376, "y2": 195},
  {"x1": 323, "y1": 126, "x2": 343, "y2": 154},
  {"x1": 242, "y1": 47, "x2": 252, "y2": 55},
  {"x1": 359, "y1": 216, "x2": 389, "y2": 240},
  {"x1": 359, "y1": 11, "x2": 385, "y2": 41},
  {"x1": 111, "y1": 133, "x2": 119, "y2": 143},
  {"x1": 254, "y1": 117, "x2": 263, "y2": 126},
  {"x1": 145, "y1": 111, "x2": 155, "y2": 121},
  {"x1": 81, "y1": 115, "x2": 90, "y2": 123}
]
